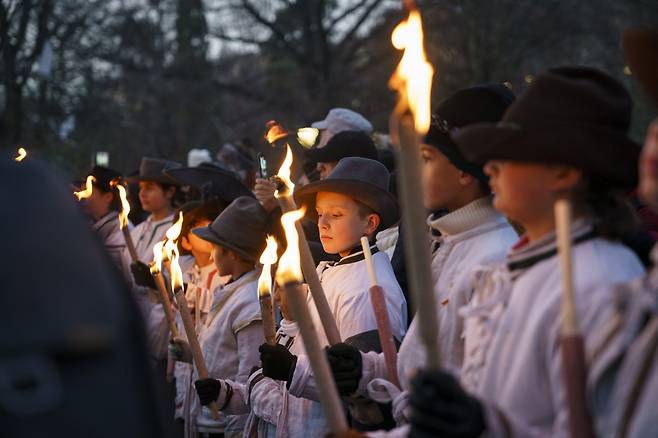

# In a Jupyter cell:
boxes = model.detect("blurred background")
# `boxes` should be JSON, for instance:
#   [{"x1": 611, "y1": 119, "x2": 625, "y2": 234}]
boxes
[{"x1": 1, "y1": 0, "x2": 657, "y2": 177}]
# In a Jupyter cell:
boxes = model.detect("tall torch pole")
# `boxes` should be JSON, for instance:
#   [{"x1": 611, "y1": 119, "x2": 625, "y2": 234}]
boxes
[
  {"x1": 555, "y1": 196, "x2": 595, "y2": 438},
  {"x1": 388, "y1": 3, "x2": 440, "y2": 368},
  {"x1": 169, "y1": 240, "x2": 220, "y2": 420},
  {"x1": 258, "y1": 236, "x2": 279, "y2": 345},
  {"x1": 272, "y1": 144, "x2": 342, "y2": 346},
  {"x1": 277, "y1": 208, "x2": 347, "y2": 432}
]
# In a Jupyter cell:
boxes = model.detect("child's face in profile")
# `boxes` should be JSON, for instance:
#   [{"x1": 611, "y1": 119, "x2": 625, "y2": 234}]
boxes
[
  {"x1": 316, "y1": 191, "x2": 377, "y2": 257},
  {"x1": 183, "y1": 219, "x2": 213, "y2": 256}
]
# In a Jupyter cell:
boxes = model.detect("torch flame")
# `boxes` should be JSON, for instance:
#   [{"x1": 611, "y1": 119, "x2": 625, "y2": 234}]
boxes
[
  {"x1": 275, "y1": 208, "x2": 306, "y2": 285},
  {"x1": 170, "y1": 244, "x2": 185, "y2": 292},
  {"x1": 74, "y1": 175, "x2": 96, "y2": 200},
  {"x1": 111, "y1": 180, "x2": 131, "y2": 229},
  {"x1": 389, "y1": 8, "x2": 434, "y2": 134},
  {"x1": 274, "y1": 145, "x2": 295, "y2": 197},
  {"x1": 151, "y1": 240, "x2": 165, "y2": 274},
  {"x1": 162, "y1": 211, "x2": 184, "y2": 262},
  {"x1": 265, "y1": 120, "x2": 289, "y2": 145},
  {"x1": 15, "y1": 147, "x2": 27, "y2": 162},
  {"x1": 258, "y1": 236, "x2": 279, "y2": 298}
]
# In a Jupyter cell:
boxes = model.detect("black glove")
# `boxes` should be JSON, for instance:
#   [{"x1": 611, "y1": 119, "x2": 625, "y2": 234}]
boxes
[
  {"x1": 326, "y1": 343, "x2": 363, "y2": 396},
  {"x1": 194, "y1": 378, "x2": 222, "y2": 406},
  {"x1": 130, "y1": 261, "x2": 156, "y2": 289},
  {"x1": 409, "y1": 370, "x2": 485, "y2": 438},
  {"x1": 259, "y1": 343, "x2": 297, "y2": 385}
]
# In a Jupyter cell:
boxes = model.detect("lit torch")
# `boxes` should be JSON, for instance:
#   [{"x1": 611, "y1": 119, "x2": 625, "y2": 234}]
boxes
[
  {"x1": 258, "y1": 236, "x2": 279, "y2": 345},
  {"x1": 150, "y1": 240, "x2": 179, "y2": 339},
  {"x1": 15, "y1": 147, "x2": 27, "y2": 162},
  {"x1": 74, "y1": 175, "x2": 96, "y2": 201},
  {"x1": 276, "y1": 208, "x2": 347, "y2": 432},
  {"x1": 110, "y1": 179, "x2": 139, "y2": 263},
  {"x1": 388, "y1": 2, "x2": 440, "y2": 368},
  {"x1": 265, "y1": 120, "x2": 290, "y2": 146},
  {"x1": 168, "y1": 214, "x2": 220, "y2": 420},
  {"x1": 272, "y1": 145, "x2": 341, "y2": 345}
]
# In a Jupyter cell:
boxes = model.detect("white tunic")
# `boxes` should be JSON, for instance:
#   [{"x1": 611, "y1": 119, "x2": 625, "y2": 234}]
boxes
[
  {"x1": 213, "y1": 320, "x2": 329, "y2": 438},
  {"x1": 461, "y1": 219, "x2": 644, "y2": 437},
  {"x1": 360, "y1": 197, "x2": 518, "y2": 433},
  {"x1": 174, "y1": 262, "x2": 229, "y2": 420},
  {"x1": 288, "y1": 247, "x2": 408, "y2": 401},
  {"x1": 182, "y1": 269, "x2": 263, "y2": 437},
  {"x1": 589, "y1": 244, "x2": 658, "y2": 438}
]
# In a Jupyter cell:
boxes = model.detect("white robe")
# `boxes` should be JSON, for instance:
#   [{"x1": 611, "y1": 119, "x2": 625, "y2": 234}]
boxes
[
  {"x1": 461, "y1": 219, "x2": 644, "y2": 438},
  {"x1": 181, "y1": 269, "x2": 263, "y2": 437},
  {"x1": 589, "y1": 244, "x2": 658, "y2": 438},
  {"x1": 360, "y1": 197, "x2": 518, "y2": 435}
]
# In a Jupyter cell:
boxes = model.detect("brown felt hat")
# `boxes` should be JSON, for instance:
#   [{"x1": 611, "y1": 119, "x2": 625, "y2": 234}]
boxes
[
  {"x1": 453, "y1": 66, "x2": 641, "y2": 188},
  {"x1": 192, "y1": 196, "x2": 267, "y2": 263},
  {"x1": 623, "y1": 27, "x2": 658, "y2": 107},
  {"x1": 127, "y1": 157, "x2": 182, "y2": 185},
  {"x1": 294, "y1": 157, "x2": 399, "y2": 229}
]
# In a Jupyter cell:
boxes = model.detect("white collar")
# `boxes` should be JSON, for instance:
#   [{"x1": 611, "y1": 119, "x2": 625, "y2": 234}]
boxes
[{"x1": 427, "y1": 196, "x2": 501, "y2": 237}]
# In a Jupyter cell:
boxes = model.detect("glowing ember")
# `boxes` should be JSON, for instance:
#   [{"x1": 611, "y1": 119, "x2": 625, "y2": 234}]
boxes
[
  {"x1": 265, "y1": 120, "x2": 289, "y2": 144},
  {"x1": 15, "y1": 147, "x2": 27, "y2": 162},
  {"x1": 297, "y1": 128, "x2": 319, "y2": 148},
  {"x1": 389, "y1": 8, "x2": 434, "y2": 134},
  {"x1": 274, "y1": 145, "x2": 295, "y2": 197},
  {"x1": 74, "y1": 175, "x2": 96, "y2": 200},
  {"x1": 275, "y1": 207, "x2": 306, "y2": 285},
  {"x1": 258, "y1": 236, "x2": 279, "y2": 298}
]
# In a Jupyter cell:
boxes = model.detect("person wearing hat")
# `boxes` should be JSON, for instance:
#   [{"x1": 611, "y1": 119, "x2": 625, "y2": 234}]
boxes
[
  {"x1": 404, "y1": 67, "x2": 646, "y2": 438},
  {"x1": 587, "y1": 28, "x2": 658, "y2": 438},
  {"x1": 257, "y1": 157, "x2": 408, "y2": 429},
  {"x1": 125, "y1": 157, "x2": 182, "y2": 291},
  {"x1": 171, "y1": 200, "x2": 232, "y2": 425},
  {"x1": 79, "y1": 165, "x2": 131, "y2": 279},
  {"x1": 312, "y1": 107, "x2": 374, "y2": 148},
  {"x1": 304, "y1": 130, "x2": 379, "y2": 180},
  {"x1": 323, "y1": 84, "x2": 520, "y2": 433},
  {"x1": 172, "y1": 196, "x2": 266, "y2": 437}
]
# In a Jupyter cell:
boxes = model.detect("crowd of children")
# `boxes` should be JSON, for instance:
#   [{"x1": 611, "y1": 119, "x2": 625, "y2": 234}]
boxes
[{"x1": 65, "y1": 27, "x2": 658, "y2": 438}]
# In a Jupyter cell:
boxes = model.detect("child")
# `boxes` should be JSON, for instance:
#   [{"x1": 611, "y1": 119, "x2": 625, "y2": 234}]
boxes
[
  {"x1": 81, "y1": 165, "x2": 130, "y2": 278},
  {"x1": 325, "y1": 84, "x2": 520, "y2": 432},
  {"x1": 407, "y1": 67, "x2": 646, "y2": 438},
  {"x1": 173, "y1": 196, "x2": 266, "y2": 437},
  {"x1": 588, "y1": 28, "x2": 658, "y2": 438},
  {"x1": 173, "y1": 200, "x2": 230, "y2": 424},
  {"x1": 195, "y1": 284, "x2": 330, "y2": 437},
  {"x1": 258, "y1": 157, "x2": 408, "y2": 429}
]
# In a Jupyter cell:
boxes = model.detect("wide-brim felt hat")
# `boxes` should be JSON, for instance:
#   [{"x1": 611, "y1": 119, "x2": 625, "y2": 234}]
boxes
[
  {"x1": 192, "y1": 196, "x2": 267, "y2": 262},
  {"x1": 425, "y1": 83, "x2": 515, "y2": 183},
  {"x1": 623, "y1": 27, "x2": 658, "y2": 107},
  {"x1": 164, "y1": 163, "x2": 254, "y2": 204},
  {"x1": 89, "y1": 165, "x2": 122, "y2": 192},
  {"x1": 294, "y1": 157, "x2": 399, "y2": 229},
  {"x1": 453, "y1": 66, "x2": 641, "y2": 189},
  {"x1": 127, "y1": 157, "x2": 182, "y2": 185}
]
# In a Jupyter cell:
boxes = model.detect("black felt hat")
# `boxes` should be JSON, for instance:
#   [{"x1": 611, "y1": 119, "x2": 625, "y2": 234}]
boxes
[
  {"x1": 164, "y1": 163, "x2": 254, "y2": 204},
  {"x1": 425, "y1": 83, "x2": 514, "y2": 183},
  {"x1": 294, "y1": 157, "x2": 399, "y2": 229},
  {"x1": 453, "y1": 67, "x2": 641, "y2": 188},
  {"x1": 193, "y1": 196, "x2": 267, "y2": 262},
  {"x1": 127, "y1": 157, "x2": 182, "y2": 185},
  {"x1": 89, "y1": 165, "x2": 122, "y2": 192}
]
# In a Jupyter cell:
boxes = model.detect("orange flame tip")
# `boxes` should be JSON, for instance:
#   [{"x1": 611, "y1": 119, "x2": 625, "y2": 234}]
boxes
[
  {"x1": 275, "y1": 208, "x2": 306, "y2": 285},
  {"x1": 258, "y1": 236, "x2": 279, "y2": 297},
  {"x1": 274, "y1": 145, "x2": 295, "y2": 197},
  {"x1": 74, "y1": 175, "x2": 96, "y2": 200}
]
